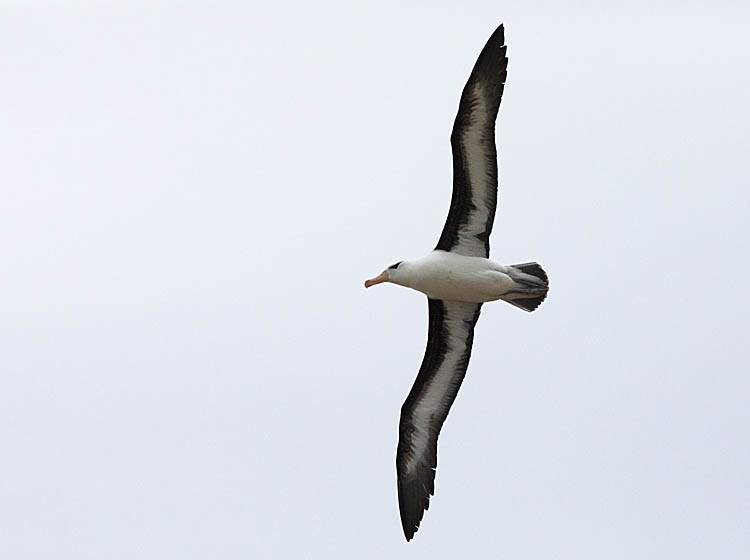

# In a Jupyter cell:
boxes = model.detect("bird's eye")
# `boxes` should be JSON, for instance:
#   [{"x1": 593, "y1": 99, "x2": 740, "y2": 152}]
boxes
[{"x1": 389, "y1": 261, "x2": 403, "y2": 270}]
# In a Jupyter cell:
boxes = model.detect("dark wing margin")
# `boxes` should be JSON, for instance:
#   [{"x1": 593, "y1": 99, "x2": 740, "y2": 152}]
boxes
[
  {"x1": 396, "y1": 299, "x2": 482, "y2": 540},
  {"x1": 436, "y1": 24, "x2": 508, "y2": 258}
]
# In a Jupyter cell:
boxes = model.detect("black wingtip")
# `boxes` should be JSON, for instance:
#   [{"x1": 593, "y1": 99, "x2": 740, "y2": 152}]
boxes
[
  {"x1": 489, "y1": 23, "x2": 505, "y2": 45},
  {"x1": 400, "y1": 510, "x2": 417, "y2": 542},
  {"x1": 398, "y1": 477, "x2": 428, "y2": 542},
  {"x1": 401, "y1": 513, "x2": 418, "y2": 542},
  {"x1": 469, "y1": 23, "x2": 508, "y2": 85}
]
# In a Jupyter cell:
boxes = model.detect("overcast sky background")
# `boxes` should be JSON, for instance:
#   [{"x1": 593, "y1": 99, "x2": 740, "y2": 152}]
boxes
[{"x1": 2, "y1": 2, "x2": 749, "y2": 558}]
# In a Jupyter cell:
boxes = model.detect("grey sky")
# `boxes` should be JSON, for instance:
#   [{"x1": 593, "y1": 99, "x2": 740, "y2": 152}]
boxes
[{"x1": 1, "y1": 1, "x2": 749, "y2": 558}]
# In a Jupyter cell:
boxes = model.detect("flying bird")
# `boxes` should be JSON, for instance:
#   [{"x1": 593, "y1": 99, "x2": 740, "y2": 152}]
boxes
[{"x1": 364, "y1": 24, "x2": 549, "y2": 541}]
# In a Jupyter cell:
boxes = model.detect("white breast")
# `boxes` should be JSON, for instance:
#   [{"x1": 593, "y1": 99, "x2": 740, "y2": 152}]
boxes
[{"x1": 406, "y1": 251, "x2": 514, "y2": 303}]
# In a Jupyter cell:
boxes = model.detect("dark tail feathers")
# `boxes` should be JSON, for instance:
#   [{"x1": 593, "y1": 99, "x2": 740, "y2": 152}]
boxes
[{"x1": 504, "y1": 262, "x2": 549, "y2": 312}]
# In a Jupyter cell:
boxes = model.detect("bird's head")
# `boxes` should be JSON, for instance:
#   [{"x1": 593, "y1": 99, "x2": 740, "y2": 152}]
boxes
[{"x1": 364, "y1": 261, "x2": 409, "y2": 288}]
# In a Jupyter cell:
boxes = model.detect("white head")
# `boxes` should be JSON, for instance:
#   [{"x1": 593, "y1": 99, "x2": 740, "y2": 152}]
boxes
[{"x1": 364, "y1": 261, "x2": 410, "y2": 289}]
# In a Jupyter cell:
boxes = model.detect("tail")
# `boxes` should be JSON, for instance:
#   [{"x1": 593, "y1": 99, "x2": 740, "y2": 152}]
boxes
[{"x1": 503, "y1": 262, "x2": 549, "y2": 312}]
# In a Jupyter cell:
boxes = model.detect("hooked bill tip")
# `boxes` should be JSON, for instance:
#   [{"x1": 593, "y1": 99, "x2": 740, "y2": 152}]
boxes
[{"x1": 364, "y1": 271, "x2": 388, "y2": 289}]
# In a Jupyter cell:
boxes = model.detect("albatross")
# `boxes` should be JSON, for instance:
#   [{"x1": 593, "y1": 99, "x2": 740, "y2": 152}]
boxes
[{"x1": 364, "y1": 24, "x2": 549, "y2": 541}]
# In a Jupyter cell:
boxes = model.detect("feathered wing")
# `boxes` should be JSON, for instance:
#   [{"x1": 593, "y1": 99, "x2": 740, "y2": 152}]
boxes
[
  {"x1": 397, "y1": 299, "x2": 482, "y2": 540},
  {"x1": 436, "y1": 24, "x2": 508, "y2": 258}
]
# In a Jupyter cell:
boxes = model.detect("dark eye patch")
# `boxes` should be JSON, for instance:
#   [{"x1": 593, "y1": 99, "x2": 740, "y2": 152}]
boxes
[{"x1": 388, "y1": 261, "x2": 403, "y2": 270}]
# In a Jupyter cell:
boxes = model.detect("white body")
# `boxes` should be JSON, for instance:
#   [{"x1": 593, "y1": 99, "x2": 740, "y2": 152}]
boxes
[{"x1": 389, "y1": 250, "x2": 516, "y2": 303}]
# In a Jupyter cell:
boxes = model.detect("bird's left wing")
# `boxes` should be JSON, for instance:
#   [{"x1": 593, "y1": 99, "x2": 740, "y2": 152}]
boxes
[
  {"x1": 436, "y1": 24, "x2": 508, "y2": 258},
  {"x1": 397, "y1": 298, "x2": 482, "y2": 540}
]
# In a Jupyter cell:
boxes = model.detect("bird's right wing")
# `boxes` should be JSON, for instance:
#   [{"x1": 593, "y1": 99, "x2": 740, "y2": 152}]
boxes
[{"x1": 396, "y1": 298, "x2": 482, "y2": 540}]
